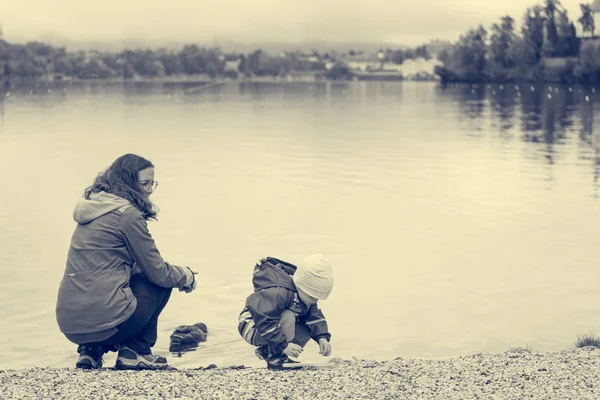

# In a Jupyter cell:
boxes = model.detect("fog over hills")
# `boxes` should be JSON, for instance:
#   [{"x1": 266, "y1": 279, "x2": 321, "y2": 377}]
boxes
[{"x1": 5, "y1": 34, "x2": 412, "y2": 53}]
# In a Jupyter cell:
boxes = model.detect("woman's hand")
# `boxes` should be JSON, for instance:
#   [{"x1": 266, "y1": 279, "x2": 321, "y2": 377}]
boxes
[
  {"x1": 318, "y1": 338, "x2": 332, "y2": 357},
  {"x1": 180, "y1": 268, "x2": 197, "y2": 293}
]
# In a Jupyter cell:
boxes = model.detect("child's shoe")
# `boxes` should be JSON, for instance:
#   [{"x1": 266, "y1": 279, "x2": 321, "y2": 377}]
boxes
[
  {"x1": 75, "y1": 345, "x2": 104, "y2": 369},
  {"x1": 254, "y1": 345, "x2": 269, "y2": 361},
  {"x1": 115, "y1": 346, "x2": 169, "y2": 370},
  {"x1": 266, "y1": 353, "x2": 299, "y2": 370}
]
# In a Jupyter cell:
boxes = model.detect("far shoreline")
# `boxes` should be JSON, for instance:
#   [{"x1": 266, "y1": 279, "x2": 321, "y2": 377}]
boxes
[
  {"x1": 1, "y1": 73, "x2": 439, "y2": 88},
  {"x1": 0, "y1": 77, "x2": 420, "y2": 85}
]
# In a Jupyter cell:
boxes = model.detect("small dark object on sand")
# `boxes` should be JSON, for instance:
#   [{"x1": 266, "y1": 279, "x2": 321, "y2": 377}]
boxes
[{"x1": 169, "y1": 322, "x2": 208, "y2": 353}]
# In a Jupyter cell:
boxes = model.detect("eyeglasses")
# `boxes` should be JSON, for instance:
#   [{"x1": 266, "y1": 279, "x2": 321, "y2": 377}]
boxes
[{"x1": 139, "y1": 180, "x2": 159, "y2": 191}]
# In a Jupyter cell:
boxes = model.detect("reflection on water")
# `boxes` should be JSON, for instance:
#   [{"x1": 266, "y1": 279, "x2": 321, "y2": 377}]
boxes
[
  {"x1": 2, "y1": 80, "x2": 600, "y2": 203},
  {"x1": 1, "y1": 81, "x2": 600, "y2": 370},
  {"x1": 442, "y1": 83, "x2": 600, "y2": 194}
]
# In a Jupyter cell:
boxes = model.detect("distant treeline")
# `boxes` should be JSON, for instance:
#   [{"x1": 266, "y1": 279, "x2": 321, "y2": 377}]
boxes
[
  {"x1": 0, "y1": 39, "x2": 430, "y2": 81},
  {"x1": 435, "y1": 0, "x2": 600, "y2": 84}
]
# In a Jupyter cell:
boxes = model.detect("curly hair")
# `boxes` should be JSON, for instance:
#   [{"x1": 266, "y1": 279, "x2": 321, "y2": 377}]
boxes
[{"x1": 84, "y1": 153, "x2": 158, "y2": 220}]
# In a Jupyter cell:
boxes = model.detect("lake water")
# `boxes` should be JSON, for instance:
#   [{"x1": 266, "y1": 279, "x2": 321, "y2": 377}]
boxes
[{"x1": 0, "y1": 80, "x2": 599, "y2": 370}]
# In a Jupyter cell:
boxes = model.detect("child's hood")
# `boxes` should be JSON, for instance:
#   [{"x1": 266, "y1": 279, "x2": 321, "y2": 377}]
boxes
[
  {"x1": 252, "y1": 257, "x2": 298, "y2": 292},
  {"x1": 73, "y1": 191, "x2": 131, "y2": 224}
]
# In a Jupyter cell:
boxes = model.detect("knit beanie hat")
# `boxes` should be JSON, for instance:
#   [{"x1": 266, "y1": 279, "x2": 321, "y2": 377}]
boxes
[{"x1": 293, "y1": 254, "x2": 334, "y2": 300}]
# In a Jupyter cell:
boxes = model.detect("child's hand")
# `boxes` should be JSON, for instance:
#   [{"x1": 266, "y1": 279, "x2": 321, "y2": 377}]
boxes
[
  {"x1": 318, "y1": 338, "x2": 332, "y2": 357},
  {"x1": 282, "y1": 343, "x2": 303, "y2": 358}
]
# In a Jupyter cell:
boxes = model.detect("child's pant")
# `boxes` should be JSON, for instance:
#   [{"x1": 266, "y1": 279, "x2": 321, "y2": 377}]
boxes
[{"x1": 239, "y1": 309, "x2": 311, "y2": 347}]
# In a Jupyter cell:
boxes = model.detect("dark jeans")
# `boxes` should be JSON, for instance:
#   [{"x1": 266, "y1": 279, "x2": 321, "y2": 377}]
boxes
[{"x1": 79, "y1": 274, "x2": 172, "y2": 356}]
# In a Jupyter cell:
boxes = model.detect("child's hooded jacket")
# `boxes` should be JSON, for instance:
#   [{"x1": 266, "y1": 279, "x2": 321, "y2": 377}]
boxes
[{"x1": 242, "y1": 257, "x2": 331, "y2": 354}]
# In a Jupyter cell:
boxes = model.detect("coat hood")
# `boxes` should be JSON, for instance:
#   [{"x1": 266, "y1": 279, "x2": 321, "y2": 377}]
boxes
[
  {"x1": 252, "y1": 257, "x2": 298, "y2": 292},
  {"x1": 73, "y1": 191, "x2": 131, "y2": 224}
]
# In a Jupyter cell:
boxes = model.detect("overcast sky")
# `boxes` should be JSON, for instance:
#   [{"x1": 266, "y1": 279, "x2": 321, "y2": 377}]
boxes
[{"x1": 1, "y1": 0, "x2": 591, "y2": 46}]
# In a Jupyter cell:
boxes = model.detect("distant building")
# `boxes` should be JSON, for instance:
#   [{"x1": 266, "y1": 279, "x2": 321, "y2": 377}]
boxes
[
  {"x1": 342, "y1": 53, "x2": 378, "y2": 63},
  {"x1": 397, "y1": 57, "x2": 443, "y2": 80},
  {"x1": 296, "y1": 55, "x2": 320, "y2": 63},
  {"x1": 345, "y1": 61, "x2": 379, "y2": 72},
  {"x1": 224, "y1": 58, "x2": 241, "y2": 72}
]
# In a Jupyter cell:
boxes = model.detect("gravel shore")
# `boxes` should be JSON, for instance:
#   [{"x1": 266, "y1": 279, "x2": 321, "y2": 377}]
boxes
[{"x1": 1, "y1": 348, "x2": 599, "y2": 399}]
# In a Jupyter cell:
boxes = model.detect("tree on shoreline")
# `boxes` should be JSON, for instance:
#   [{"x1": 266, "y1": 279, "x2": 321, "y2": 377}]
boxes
[
  {"x1": 0, "y1": 38, "x2": 433, "y2": 81},
  {"x1": 490, "y1": 16, "x2": 517, "y2": 68},
  {"x1": 434, "y1": 0, "x2": 596, "y2": 83},
  {"x1": 451, "y1": 25, "x2": 488, "y2": 77},
  {"x1": 556, "y1": 11, "x2": 579, "y2": 57},
  {"x1": 543, "y1": 0, "x2": 561, "y2": 56},
  {"x1": 578, "y1": 3, "x2": 595, "y2": 38},
  {"x1": 522, "y1": 6, "x2": 546, "y2": 65}
]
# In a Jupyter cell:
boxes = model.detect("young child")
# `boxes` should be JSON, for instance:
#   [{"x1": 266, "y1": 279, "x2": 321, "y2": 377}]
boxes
[{"x1": 238, "y1": 254, "x2": 334, "y2": 370}]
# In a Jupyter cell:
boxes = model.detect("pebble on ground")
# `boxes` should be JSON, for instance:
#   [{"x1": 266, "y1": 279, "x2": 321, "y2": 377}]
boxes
[{"x1": 1, "y1": 348, "x2": 599, "y2": 399}]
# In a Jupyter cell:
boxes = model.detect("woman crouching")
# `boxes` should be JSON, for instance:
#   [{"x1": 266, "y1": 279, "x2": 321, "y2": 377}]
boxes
[{"x1": 56, "y1": 153, "x2": 197, "y2": 370}]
